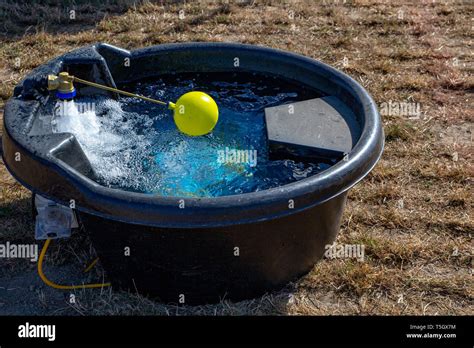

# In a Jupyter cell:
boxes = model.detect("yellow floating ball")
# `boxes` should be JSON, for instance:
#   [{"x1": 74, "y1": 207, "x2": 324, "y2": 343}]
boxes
[{"x1": 169, "y1": 91, "x2": 219, "y2": 136}]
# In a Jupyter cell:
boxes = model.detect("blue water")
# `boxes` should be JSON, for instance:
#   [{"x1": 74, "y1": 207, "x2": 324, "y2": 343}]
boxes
[{"x1": 62, "y1": 72, "x2": 332, "y2": 197}]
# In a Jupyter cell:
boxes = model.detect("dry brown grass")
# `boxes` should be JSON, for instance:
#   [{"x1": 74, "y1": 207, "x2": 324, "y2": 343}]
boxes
[{"x1": 0, "y1": 0, "x2": 472, "y2": 315}]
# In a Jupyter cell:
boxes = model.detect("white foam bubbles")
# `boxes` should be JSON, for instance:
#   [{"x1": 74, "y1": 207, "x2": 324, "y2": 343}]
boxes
[{"x1": 52, "y1": 97, "x2": 158, "y2": 192}]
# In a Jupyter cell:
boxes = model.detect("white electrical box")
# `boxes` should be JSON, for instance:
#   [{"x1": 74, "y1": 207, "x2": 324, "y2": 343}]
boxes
[{"x1": 34, "y1": 195, "x2": 78, "y2": 240}]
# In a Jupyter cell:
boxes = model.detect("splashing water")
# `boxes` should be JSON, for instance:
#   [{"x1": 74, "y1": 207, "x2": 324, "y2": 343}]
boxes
[{"x1": 50, "y1": 72, "x2": 332, "y2": 197}]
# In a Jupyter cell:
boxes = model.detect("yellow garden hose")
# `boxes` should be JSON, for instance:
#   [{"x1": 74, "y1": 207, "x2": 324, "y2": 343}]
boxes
[
  {"x1": 38, "y1": 239, "x2": 111, "y2": 290},
  {"x1": 83, "y1": 257, "x2": 99, "y2": 273}
]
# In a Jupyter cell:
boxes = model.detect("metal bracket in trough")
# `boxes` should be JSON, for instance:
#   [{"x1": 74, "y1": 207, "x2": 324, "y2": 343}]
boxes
[{"x1": 265, "y1": 96, "x2": 361, "y2": 162}]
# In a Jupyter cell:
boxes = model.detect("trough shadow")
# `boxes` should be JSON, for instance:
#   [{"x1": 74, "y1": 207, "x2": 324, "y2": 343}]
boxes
[{"x1": 0, "y1": 0, "x2": 137, "y2": 39}]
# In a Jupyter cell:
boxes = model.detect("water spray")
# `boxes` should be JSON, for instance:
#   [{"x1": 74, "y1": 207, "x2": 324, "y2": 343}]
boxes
[{"x1": 47, "y1": 72, "x2": 219, "y2": 136}]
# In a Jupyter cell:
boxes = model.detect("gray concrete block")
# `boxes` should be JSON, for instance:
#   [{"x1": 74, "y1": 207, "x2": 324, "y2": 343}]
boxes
[{"x1": 264, "y1": 96, "x2": 361, "y2": 162}]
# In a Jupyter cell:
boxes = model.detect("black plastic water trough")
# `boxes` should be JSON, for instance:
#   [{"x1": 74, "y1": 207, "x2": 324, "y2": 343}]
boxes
[{"x1": 2, "y1": 43, "x2": 383, "y2": 304}]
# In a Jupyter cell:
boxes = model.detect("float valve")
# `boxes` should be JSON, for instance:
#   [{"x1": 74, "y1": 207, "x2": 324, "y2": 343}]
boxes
[{"x1": 47, "y1": 72, "x2": 76, "y2": 100}]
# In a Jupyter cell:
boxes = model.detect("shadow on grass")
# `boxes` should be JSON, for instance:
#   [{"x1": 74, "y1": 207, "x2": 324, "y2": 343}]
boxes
[
  {"x1": 0, "y1": 0, "x2": 232, "y2": 41},
  {"x1": 0, "y1": 0, "x2": 141, "y2": 40},
  {"x1": 0, "y1": 196, "x2": 34, "y2": 243}
]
